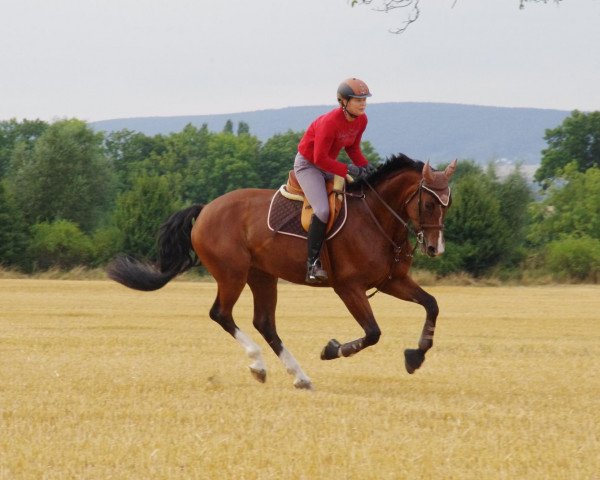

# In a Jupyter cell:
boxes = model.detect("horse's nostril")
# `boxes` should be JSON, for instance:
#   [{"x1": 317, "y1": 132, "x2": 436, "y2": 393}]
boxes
[{"x1": 427, "y1": 246, "x2": 437, "y2": 256}]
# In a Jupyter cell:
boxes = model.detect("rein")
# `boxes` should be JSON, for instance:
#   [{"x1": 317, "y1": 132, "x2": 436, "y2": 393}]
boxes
[{"x1": 341, "y1": 177, "x2": 445, "y2": 298}]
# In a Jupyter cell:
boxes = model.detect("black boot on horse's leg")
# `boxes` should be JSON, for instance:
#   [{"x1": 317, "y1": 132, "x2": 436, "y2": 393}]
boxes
[{"x1": 306, "y1": 215, "x2": 328, "y2": 284}]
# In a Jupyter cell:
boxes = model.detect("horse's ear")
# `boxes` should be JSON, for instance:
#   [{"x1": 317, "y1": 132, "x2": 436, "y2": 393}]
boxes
[
  {"x1": 444, "y1": 159, "x2": 458, "y2": 179},
  {"x1": 423, "y1": 160, "x2": 434, "y2": 183}
]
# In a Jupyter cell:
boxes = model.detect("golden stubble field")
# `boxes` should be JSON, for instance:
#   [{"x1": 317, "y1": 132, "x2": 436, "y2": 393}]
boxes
[{"x1": 1, "y1": 279, "x2": 599, "y2": 479}]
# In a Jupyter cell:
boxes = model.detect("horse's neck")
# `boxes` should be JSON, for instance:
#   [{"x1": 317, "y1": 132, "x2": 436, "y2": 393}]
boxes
[
  {"x1": 368, "y1": 172, "x2": 419, "y2": 232},
  {"x1": 377, "y1": 171, "x2": 419, "y2": 205}
]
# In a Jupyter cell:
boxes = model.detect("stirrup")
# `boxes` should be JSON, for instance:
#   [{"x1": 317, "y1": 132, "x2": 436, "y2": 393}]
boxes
[{"x1": 306, "y1": 260, "x2": 328, "y2": 284}]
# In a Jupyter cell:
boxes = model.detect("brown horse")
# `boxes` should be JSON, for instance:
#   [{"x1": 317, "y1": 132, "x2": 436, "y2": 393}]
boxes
[{"x1": 108, "y1": 154, "x2": 457, "y2": 389}]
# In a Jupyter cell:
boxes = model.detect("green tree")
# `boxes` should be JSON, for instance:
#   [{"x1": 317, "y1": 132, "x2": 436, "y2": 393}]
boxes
[
  {"x1": 495, "y1": 166, "x2": 534, "y2": 267},
  {"x1": 237, "y1": 121, "x2": 250, "y2": 136},
  {"x1": 444, "y1": 175, "x2": 509, "y2": 276},
  {"x1": 103, "y1": 129, "x2": 166, "y2": 193},
  {"x1": 535, "y1": 110, "x2": 600, "y2": 187},
  {"x1": 8, "y1": 119, "x2": 114, "y2": 233},
  {"x1": 544, "y1": 234, "x2": 600, "y2": 282},
  {"x1": 223, "y1": 120, "x2": 234, "y2": 134},
  {"x1": 257, "y1": 130, "x2": 304, "y2": 189},
  {"x1": 0, "y1": 119, "x2": 48, "y2": 177},
  {"x1": 0, "y1": 181, "x2": 28, "y2": 268},
  {"x1": 28, "y1": 220, "x2": 94, "y2": 270},
  {"x1": 113, "y1": 175, "x2": 182, "y2": 259},
  {"x1": 528, "y1": 163, "x2": 600, "y2": 246},
  {"x1": 195, "y1": 132, "x2": 261, "y2": 202}
]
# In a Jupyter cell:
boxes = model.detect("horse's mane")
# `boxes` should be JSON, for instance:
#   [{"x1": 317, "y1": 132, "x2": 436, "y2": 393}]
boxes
[{"x1": 346, "y1": 153, "x2": 424, "y2": 192}]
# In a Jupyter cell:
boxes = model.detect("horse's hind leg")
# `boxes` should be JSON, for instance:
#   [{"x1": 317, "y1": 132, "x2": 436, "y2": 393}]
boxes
[
  {"x1": 209, "y1": 281, "x2": 267, "y2": 383},
  {"x1": 247, "y1": 269, "x2": 312, "y2": 390}
]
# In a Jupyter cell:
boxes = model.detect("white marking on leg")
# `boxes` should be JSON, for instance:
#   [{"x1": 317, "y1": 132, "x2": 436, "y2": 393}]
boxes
[
  {"x1": 234, "y1": 329, "x2": 266, "y2": 373},
  {"x1": 279, "y1": 345, "x2": 312, "y2": 387}
]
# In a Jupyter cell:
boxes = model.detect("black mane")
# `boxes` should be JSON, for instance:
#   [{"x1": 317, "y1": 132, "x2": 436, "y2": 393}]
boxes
[{"x1": 346, "y1": 153, "x2": 424, "y2": 191}]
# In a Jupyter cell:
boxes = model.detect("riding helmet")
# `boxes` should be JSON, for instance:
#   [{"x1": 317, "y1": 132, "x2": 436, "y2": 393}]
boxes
[{"x1": 337, "y1": 78, "x2": 372, "y2": 102}]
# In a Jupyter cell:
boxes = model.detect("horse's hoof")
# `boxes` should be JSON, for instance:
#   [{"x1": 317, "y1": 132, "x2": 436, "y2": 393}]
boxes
[
  {"x1": 404, "y1": 348, "x2": 425, "y2": 374},
  {"x1": 320, "y1": 339, "x2": 341, "y2": 360},
  {"x1": 249, "y1": 366, "x2": 267, "y2": 383},
  {"x1": 294, "y1": 378, "x2": 313, "y2": 390}
]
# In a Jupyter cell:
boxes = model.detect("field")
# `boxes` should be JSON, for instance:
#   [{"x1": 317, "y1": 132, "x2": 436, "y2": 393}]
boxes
[{"x1": 1, "y1": 279, "x2": 599, "y2": 479}]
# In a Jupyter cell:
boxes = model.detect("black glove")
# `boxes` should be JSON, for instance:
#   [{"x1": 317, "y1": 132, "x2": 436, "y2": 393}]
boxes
[
  {"x1": 365, "y1": 163, "x2": 376, "y2": 174},
  {"x1": 347, "y1": 164, "x2": 367, "y2": 179}
]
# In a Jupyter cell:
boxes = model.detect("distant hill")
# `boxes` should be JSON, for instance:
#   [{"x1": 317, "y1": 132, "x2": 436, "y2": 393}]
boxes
[{"x1": 91, "y1": 102, "x2": 570, "y2": 166}]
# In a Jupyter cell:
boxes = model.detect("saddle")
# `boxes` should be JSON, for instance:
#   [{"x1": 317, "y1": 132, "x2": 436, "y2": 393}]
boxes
[
  {"x1": 281, "y1": 170, "x2": 345, "y2": 233},
  {"x1": 267, "y1": 171, "x2": 348, "y2": 240}
]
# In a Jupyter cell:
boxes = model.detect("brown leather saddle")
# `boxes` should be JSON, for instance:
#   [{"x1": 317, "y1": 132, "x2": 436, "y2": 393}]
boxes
[{"x1": 267, "y1": 171, "x2": 348, "y2": 239}]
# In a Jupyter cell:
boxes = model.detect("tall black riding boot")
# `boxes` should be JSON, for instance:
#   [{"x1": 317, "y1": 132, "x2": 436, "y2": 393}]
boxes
[{"x1": 306, "y1": 215, "x2": 329, "y2": 284}]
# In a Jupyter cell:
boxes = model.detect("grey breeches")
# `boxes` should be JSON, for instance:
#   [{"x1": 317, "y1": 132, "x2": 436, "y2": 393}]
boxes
[{"x1": 293, "y1": 152, "x2": 333, "y2": 223}]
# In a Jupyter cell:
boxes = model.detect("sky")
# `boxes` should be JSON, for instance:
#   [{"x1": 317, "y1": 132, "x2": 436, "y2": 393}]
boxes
[{"x1": 1, "y1": 0, "x2": 599, "y2": 123}]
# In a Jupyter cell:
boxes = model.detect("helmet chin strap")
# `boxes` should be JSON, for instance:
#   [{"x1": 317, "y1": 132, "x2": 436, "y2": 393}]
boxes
[{"x1": 341, "y1": 99, "x2": 358, "y2": 119}]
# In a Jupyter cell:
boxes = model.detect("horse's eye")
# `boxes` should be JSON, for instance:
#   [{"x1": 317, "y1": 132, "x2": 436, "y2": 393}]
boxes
[{"x1": 425, "y1": 201, "x2": 435, "y2": 213}]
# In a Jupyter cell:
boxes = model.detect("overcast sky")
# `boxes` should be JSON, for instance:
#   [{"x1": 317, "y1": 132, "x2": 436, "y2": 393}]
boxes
[{"x1": 1, "y1": 0, "x2": 599, "y2": 123}]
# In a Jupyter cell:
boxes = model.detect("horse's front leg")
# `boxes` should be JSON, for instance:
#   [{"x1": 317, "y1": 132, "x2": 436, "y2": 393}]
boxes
[
  {"x1": 380, "y1": 276, "x2": 439, "y2": 374},
  {"x1": 321, "y1": 286, "x2": 381, "y2": 360}
]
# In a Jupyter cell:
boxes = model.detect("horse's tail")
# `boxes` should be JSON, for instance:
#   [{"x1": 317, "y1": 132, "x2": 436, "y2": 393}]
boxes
[{"x1": 107, "y1": 204, "x2": 203, "y2": 291}]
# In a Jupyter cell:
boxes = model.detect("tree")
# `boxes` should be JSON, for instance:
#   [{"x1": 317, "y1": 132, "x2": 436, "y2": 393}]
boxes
[
  {"x1": 443, "y1": 175, "x2": 510, "y2": 276},
  {"x1": 351, "y1": 0, "x2": 562, "y2": 34},
  {"x1": 544, "y1": 234, "x2": 600, "y2": 282},
  {"x1": 535, "y1": 111, "x2": 600, "y2": 187},
  {"x1": 103, "y1": 129, "x2": 166, "y2": 193},
  {"x1": 0, "y1": 119, "x2": 48, "y2": 178},
  {"x1": 8, "y1": 119, "x2": 114, "y2": 233},
  {"x1": 237, "y1": 121, "x2": 250, "y2": 136},
  {"x1": 28, "y1": 220, "x2": 94, "y2": 270},
  {"x1": 223, "y1": 120, "x2": 234, "y2": 134},
  {"x1": 495, "y1": 166, "x2": 534, "y2": 266},
  {"x1": 257, "y1": 130, "x2": 304, "y2": 189},
  {"x1": 113, "y1": 175, "x2": 182, "y2": 259},
  {"x1": 0, "y1": 181, "x2": 28, "y2": 268},
  {"x1": 195, "y1": 132, "x2": 261, "y2": 202},
  {"x1": 528, "y1": 163, "x2": 600, "y2": 246}
]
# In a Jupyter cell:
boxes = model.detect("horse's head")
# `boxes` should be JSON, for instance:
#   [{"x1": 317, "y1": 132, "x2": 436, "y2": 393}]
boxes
[{"x1": 405, "y1": 159, "x2": 457, "y2": 257}]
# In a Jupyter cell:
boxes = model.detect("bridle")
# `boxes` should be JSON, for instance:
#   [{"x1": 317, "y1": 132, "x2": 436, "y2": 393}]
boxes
[
  {"x1": 362, "y1": 178, "x2": 450, "y2": 251},
  {"x1": 346, "y1": 177, "x2": 451, "y2": 297}
]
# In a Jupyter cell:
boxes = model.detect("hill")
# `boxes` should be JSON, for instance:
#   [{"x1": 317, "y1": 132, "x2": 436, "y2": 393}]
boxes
[{"x1": 91, "y1": 102, "x2": 570, "y2": 166}]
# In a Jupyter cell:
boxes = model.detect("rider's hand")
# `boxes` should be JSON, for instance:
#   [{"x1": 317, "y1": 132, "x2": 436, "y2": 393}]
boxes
[
  {"x1": 365, "y1": 163, "x2": 376, "y2": 174},
  {"x1": 347, "y1": 164, "x2": 367, "y2": 179}
]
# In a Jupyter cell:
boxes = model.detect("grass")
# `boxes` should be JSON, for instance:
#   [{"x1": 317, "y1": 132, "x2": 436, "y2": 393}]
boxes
[{"x1": 1, "y1": 279, "x2": 599, "y2": 479}]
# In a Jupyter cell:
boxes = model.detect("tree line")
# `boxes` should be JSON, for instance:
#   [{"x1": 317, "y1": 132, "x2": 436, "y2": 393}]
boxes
[{"x1": 1, "y1": 110, "x2": 599, "y2": 282}]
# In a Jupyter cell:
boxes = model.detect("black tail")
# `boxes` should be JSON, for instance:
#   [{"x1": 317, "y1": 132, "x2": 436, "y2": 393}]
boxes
[{"x1": 107, "y1": 204, "x2": 203, "y2": 291}]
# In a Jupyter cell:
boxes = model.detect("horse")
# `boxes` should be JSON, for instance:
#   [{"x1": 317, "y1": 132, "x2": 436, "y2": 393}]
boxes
[{"x1": 107, "y1": 154, "x2": 457, "y2": 389}]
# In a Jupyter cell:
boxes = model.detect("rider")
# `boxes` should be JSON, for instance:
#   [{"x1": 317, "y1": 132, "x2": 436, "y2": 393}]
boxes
[{"x1": 294, "y1": 77, "x2": 375, "y2": 284}]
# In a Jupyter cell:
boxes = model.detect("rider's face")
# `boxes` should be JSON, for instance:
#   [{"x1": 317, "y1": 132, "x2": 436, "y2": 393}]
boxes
[{"x1": 345, "y1": 97, "x2": 367, "y2": 118}]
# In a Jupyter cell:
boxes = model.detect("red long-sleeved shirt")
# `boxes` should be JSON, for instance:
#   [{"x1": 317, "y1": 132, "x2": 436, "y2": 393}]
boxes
[{"x1": 298, "y1": 107, "x2": 368, "y2": 177}]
